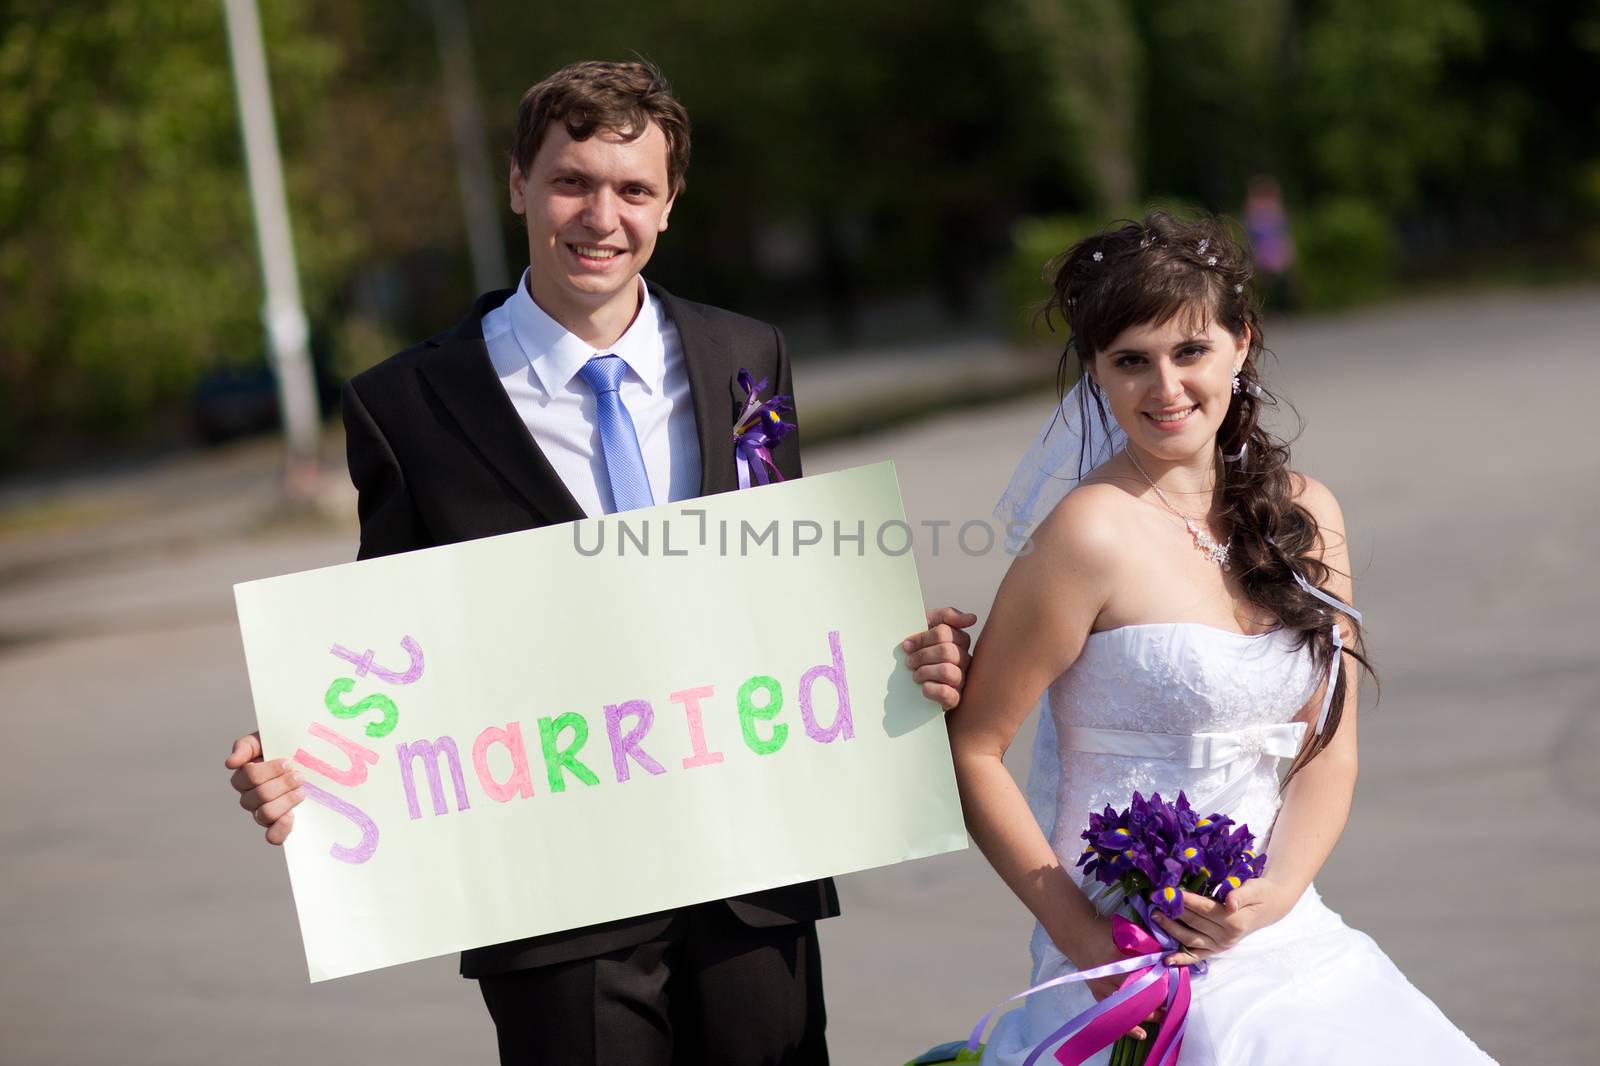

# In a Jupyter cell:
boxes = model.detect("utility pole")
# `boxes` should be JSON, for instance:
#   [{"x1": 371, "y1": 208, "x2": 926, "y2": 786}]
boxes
[
  {"x1": 222, "y1": 0, "x2": 321, "y2": 498},
  {"x1": 430, "y1": 0, "x2": 509, "y2": 295}
]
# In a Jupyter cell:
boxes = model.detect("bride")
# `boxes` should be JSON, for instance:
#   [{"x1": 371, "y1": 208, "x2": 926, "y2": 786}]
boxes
[{"x1": 947, "y1": 212, "x2": 1496, "y2": 1064}]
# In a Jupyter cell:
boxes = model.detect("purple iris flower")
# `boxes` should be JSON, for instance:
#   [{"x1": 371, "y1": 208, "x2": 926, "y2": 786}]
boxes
[
  {"x1": 1173, "y1": 791, "x2": 1200, "y2": 834},
  {"x1": 1125, "y1": 843, "x2": 1158, "y2": 882},
  {"x1": 1199, "y1": 841, "x2": 1235, "y2": 885},
  {"x1": 1174, "y1": 836, "x2": 1207, "y2": 874},
  {"x1": 734, "y1": 369, "x2": 796, "y2": 442},
  {"x1": 732, "y1": 369, "x2": 796, "y2": 487},
  {"x1": 1150, "y1": 860, "x2": 1186, "y2": 918},
  {"x1": 1078, "y1": 790, "x2": 1267, "y2": 922},
  {"x1": 1097, "y1": 827, "x2": 1138, "y2": 850}
]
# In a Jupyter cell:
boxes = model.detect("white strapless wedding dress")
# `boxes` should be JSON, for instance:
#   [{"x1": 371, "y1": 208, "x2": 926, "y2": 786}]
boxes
[{"x1": 980, "y1": 623, "x2": 1497, "y2": 1065}]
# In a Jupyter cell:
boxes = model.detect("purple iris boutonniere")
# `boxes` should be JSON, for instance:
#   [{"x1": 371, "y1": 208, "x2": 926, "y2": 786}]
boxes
[{"x1": 732, "y1": 368, "x2": 796, "y2": 489}]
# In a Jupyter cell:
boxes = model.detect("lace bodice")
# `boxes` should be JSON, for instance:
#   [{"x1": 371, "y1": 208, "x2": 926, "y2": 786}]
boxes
[{"x1": 1024, "y1": 623, "x2": 1323, "y2": 891}]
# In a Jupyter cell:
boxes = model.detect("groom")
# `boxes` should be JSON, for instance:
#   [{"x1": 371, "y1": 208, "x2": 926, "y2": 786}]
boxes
[{"x1": 225, "y1": 60, "x2": 974, "y2": 1064}]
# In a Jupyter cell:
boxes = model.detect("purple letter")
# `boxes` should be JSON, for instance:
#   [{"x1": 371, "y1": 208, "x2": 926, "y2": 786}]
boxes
[
  {"x1": 328, "y1": 635, "x2": 425, "y2": 685},
  {"x1": 299, "y1": 780, "x2": 379, "y2": 864},
  {"x1": 799, "y1": 630, "x2": 854, "y2": 743},
  {"x1": 605, "y1": 700, "x2": 667, "y2": 783},
  {"x1": 395, "y1": 736, "x2": 472, "y2": 819}
]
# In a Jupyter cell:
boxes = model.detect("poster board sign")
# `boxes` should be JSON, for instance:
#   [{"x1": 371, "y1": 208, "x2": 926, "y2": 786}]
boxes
[{"x1": 234, "y1": 462, "x2": 967, "y2": 981}]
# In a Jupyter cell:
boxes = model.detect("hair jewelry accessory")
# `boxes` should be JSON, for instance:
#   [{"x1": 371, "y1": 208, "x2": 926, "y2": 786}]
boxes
[
  {"x1": 1125, "y1": 448, "x2": 1231, "y2": 570},
  {"x1": 1092, "y1": 250, "x2": 1104, "y2": 262}
]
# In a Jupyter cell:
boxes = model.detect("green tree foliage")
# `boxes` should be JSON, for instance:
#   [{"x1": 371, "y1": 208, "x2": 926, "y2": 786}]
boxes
[
  {"x1": 1, "y1": 0, "x2": 1594, "y2": 466},
  {"x1": 1293, "y1": 0, "x2": 1484, "y2": 206},
  {"x1": 1133, "y1": 0, "x2": 1287, "y2": 207},
  {"x1": 985, "y1": 0, "x2": 1144, "y2": 214},
  {"x1": 0, "y1": 1, "x2": 351, "y2": 462},
  {"x1": 471, "y1": 0, "x2": 1052, "y2": 331},
  {"x1": 1293, "y1": 197, "x2": 1395, "y2": 307}
]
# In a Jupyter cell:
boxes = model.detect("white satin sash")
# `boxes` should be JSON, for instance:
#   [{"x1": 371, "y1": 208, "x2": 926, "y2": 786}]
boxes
[{"x1": 1058, "y1": 721, "x2": 1307, "y2": 816}]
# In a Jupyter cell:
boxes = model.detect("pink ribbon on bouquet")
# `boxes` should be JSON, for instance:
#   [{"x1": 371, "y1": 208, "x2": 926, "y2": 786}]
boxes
[{"x1": 967, "y1": 914, "x2": 1192, "y2": 1066}]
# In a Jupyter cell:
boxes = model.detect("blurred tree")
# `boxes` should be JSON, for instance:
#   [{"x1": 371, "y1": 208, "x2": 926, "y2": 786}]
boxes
[
  {"x1": 0, "y1": 0, "x2": 347, "y2": 464},
  {"x1": 299, "y1": 2, "x2": 468, "y2": 363},
  {"x1": 1133, "y1": 0, "x2": 1287, "y2": 208},
  {"x1": 1291, "y1": 0, "x2": 1483, "y2": 207},
  {"x1": 470, "y1": 0, "x2": 1047, "y2": 338},
  {"x1": 984, "y1": 0, "x2": 1143, "y2": 215},
  {"x1": 2, "y1": 0, "x2": 1594, "y2": 466},
  {"x1": 1410, "y1": 0, "x2": 1600, "y2": 241},
  {"x1": 1281, "y1": 0, "x2": 1599, "y2": 279}
]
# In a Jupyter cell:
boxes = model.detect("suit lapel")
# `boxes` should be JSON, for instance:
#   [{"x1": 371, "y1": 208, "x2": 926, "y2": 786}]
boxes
[
  {"x1": 655, "y1": 283, "x2": 741, "y2": 497},
  {"x1": 416, "y1": 291, "x2": 586, "y2": 525}
]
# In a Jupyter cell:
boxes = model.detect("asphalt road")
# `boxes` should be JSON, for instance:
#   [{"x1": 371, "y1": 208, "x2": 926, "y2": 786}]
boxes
[{"x1": 1, "y1": 286, "x2": 1595, "y2": 1064}]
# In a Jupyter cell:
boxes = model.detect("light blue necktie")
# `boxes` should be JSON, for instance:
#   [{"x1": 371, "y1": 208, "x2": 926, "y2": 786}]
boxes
[{"x1": 577, "y1": 355, "x2": 655, "y2": 513}]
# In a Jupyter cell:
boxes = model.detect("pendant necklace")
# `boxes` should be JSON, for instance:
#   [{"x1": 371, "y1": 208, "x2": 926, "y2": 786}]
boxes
[{"x1": 1125, "y1": 448, "x2": 1232, "y2": 570}]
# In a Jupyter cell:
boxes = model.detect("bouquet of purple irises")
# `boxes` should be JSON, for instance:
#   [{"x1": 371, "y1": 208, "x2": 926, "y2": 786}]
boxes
[
  {"x1": 965, "y1": 792, "x2": 1268, "y2": 1065},
  {"x1": 1078, "y1": 790, "x2": 1266, "y2": 916},
  {"x1": 1075, "y1": 791, "x2": 1266, "y2": 1066}
]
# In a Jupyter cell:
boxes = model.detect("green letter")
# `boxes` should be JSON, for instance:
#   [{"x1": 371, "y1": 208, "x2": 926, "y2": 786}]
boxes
[
  {"x1": 737, "y1": 675, "x2": 788, "y2": 755},
  {"x1": 324, "y1": 677, "x2": 398, "y2": 738},
  {"x1": 538, "y1": 712, "x2": 600, "y2": 793}
]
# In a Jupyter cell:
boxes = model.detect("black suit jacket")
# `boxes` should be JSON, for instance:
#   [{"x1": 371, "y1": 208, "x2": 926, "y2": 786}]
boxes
[{"x1": 341, "y1": 283, "x2": 840, "y2": 977}]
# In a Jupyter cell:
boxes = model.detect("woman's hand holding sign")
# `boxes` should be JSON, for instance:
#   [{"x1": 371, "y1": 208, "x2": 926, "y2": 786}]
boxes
[{"x1": 902, "y1": 607, "x2": 978, "y2": 711}]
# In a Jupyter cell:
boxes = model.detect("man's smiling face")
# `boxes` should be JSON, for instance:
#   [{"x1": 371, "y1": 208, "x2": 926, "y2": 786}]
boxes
[{"x1": 510, "y1": 120, "x2": 676, "y2": 328}]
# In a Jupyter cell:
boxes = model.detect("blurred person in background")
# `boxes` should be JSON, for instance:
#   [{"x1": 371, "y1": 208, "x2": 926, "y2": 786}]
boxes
[
  {"x1": 222, "y1": 59, "x2": 973, "y2": 1066},
  {"x1": 1243, "y1": 175, "x2": 1297, "y2": 312}
]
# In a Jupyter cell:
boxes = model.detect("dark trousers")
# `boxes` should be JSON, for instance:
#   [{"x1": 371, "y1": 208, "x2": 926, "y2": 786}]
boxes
[{"x1": 477, "y1": 902, "x2": 828, "y2": 1066}]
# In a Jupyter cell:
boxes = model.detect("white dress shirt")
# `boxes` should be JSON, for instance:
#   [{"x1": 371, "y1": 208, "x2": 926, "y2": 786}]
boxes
[{"x1": 482, "y1": 270, "x2": 702, "y2": 517}]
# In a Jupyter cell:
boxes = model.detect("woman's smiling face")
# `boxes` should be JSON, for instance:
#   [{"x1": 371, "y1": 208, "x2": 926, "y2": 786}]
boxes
[{"x1": 1088, "y1": 309, "x2": 1248, "y2": 461}]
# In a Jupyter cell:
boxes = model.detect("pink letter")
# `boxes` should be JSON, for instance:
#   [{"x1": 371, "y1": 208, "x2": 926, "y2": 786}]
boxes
[
  {"x1": 299, "y1": 780, "x2": 379, "y2": 864},
  {"x1": 799, "y1": 630, "x2": 854, "y2": 743},
  {"x1": 295, "y1": 722, "x2": 379, "y2": 787},
  {"x1": 605, "y1": 700, "x2": 666, "y2": 783},
  {"x1": 670, "y1": 686, "x2": 725, "y2": 769},
  {"x1": 395, "y1": 736, "x2": 472, "y2": 819},
  {"x1": 472, "y1": 723, "x2": 535, "y2": 803}
]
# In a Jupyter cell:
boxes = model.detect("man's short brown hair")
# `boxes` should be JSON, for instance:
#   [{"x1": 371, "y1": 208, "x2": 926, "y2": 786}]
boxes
[{"x1": 511, "y1": 60, "x2": 691, "y2": 196}]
